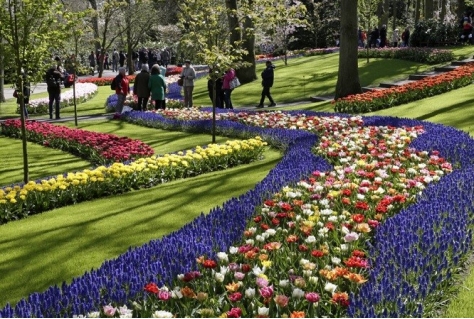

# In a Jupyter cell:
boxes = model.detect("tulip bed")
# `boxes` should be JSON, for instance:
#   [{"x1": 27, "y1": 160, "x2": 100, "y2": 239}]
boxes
[
  {"x1": 17, "y1": 83, "x2": 98, "y2": 115},
  {"x1": 1, "y1": 119, "x2": 155, "y2": 165},
  {"x1": 357, "y1": 47, "x2": 454, "y2": 64},
  {"x1": 333, "y1": 62, "x2": 474, "y2": 113},
  {"x1": 1, "y1": 107, "x2": 473, "y2": 318}
]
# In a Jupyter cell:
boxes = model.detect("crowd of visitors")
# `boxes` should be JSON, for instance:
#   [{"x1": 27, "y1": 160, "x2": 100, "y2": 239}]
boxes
[{"x1": 359, "y1": 25, "x2": 410, "y2": 48}]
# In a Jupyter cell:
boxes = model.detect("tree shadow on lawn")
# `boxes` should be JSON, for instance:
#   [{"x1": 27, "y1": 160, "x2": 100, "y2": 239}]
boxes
[
  {"x1": 0, "y1": 154, "x2": 281, "y2": 308},
  {"x1": 414, "y1": 98, "x2": 474, "y2": 136},
  {"x1": 358, "y1": 59, "x2": 430, "y2": 87},
  {"x1": 67, "y1": 120, "x2": 224, "y2": 153}
]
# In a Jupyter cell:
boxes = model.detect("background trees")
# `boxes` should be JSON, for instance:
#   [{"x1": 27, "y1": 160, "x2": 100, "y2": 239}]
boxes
[
  {"x1": 1, "y1": 0, "x2": 472, "y2": 98},
  {"x1": 0, "y1": 0, "x2": 75, "y2": 182}
]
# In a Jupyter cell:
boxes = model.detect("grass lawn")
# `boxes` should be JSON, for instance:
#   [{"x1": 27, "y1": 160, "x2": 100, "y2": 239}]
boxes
[{"x1": 1, "y1": 49, "x2": 474, "y2": 316}]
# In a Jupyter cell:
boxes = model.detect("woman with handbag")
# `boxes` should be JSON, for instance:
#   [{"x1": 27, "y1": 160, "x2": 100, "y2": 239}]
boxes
[{"x1": 222, "y1": 68, "x2": 236, "y2": 109}]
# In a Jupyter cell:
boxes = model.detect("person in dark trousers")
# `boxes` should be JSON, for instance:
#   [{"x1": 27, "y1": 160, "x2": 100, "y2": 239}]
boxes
[
  {"x1": 256, "y1": 61, "x2": 276, "y2": 108},
  {"x1": 207, "y1": 69, "x2": 224, "y2": 108},
  {"x1": 119, "y1": 51, "x2": 126, "y2": 67},
  {"x1": 379, "y1": 25, "x2": 387, "y2": 48},
  {"x1": 401, "y1": 27, "x2": 410, "y2": 47},
  {"x1": 133, "y1": 64, "x2": 151, "y2": 111},
  {"x1": 45, "y1": 65, "x2": 63, "y2": 119},
  {"x1": 369, "y1": 27, "x2": 380, "y2": 48}
]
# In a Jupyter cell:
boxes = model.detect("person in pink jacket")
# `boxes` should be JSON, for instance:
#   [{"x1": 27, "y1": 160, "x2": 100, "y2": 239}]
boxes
[
  {"x1": 115, "y1": 67, "x2": 130, "y2": 113},
  {"x1": 222, "y1": 68, "x2": 235, "y2": 109}
]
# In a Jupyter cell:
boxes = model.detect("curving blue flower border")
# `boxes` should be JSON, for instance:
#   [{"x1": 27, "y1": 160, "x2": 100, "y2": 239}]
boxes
[{"x1": 1, "y1": 111, "x2": 473, "y2": 318}]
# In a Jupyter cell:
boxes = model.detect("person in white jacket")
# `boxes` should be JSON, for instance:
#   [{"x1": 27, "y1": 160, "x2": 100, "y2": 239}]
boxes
[{"x1": 391, "y1": 29, "x2": 400, "y2": 47}]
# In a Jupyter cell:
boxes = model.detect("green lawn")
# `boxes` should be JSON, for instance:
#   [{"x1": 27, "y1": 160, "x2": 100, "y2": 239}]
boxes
[{"x1": 1, "y1": 50, "x2": 474, "y2": 316}]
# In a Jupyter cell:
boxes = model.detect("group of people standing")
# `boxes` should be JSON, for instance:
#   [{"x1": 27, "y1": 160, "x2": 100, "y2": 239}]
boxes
[
  {"x1": 89, "y1": 49, "x2": 126, "y2": 74},
  {"x1": 359, "y1": 25, "x2": 410, "y2": 48},
  {"x1": 114, "y1": 63, "x2": 168, "y2": 113}
]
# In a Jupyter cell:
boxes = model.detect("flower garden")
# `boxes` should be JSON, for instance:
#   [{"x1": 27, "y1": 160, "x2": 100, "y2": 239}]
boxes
[
  {"x1": 1, "y1": 103, "x2": 474, "y2": 317},
  {"x1": 18, "y1": 83, "x2": 98, "y2": 115},
  {"x1": 333, "y1": 62, "x2": 474, "y2": 113}
]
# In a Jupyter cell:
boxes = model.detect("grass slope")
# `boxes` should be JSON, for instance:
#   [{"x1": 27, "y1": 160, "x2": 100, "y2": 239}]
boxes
[{"x1": 0, "y1": 137, "x2": 91, "y2": 186}]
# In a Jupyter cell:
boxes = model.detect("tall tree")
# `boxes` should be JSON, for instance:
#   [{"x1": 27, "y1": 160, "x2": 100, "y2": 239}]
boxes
[
  {"x1": 415, "y1": 0, "x2": 421, "y2": 24},
  {"x1": 225, "y1": 0, "x2": 258, "y2": 83},
  {"x1": 178, "y1": 0, "x2": 247, "y2": 141},
  {"x1": 87, "y1": 0, "x2": 101, "y2": 51},
  {"x1": 335, "y1": 0, "x2": 362, "y2": 99},
  {"x1": 424, "y1": 0, "x2": 434, "y2": 19},
  {"x1": 112, "y1": 0, "x2": 159, "y2": 75},
  {"x1": 94, "y1": 0, "x2": 126, "y2": 77},
  {"x1": 0, "y1": 0, "x2": 72, "y2": 183},
  {"x1": 258, "y1": 0, "x2": 308, "y2": 65}
]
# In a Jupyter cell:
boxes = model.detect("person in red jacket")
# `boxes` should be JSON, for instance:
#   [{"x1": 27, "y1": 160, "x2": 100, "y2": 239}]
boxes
[{"x1": 115, "y1": 67, "x2": 130, "y2": 113}]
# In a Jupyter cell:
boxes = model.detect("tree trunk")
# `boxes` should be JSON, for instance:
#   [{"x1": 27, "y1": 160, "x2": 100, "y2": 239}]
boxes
[
  {"x1": 335, "y1": 0, "x2": 361, "y2": 99},
  {"x1": 87, "y1": 0, "x2": 101, "y2": 51},
  {"x1": 440, "y1": 0, "x2": 446, "y2": 21},
  {"x1": 239, "y1": 13, "x2": 257, "y2": 82},
  {"x1": 424, "y1": 0, "x2": 434, "y2": 20},
  {"x1": 381, "y1": 0, "x2": 390, "y2": 27},
  {"x1": 456, "y1": 0, "x2": 466, "y2": 19},
  {"x1": 392, "y1": 0, "x2": 398, "y2": 32},
  {"x1": 0, "y1": 53, "x2": 4, "y2": 103},
  {"x1": 415, "y1": 0, "x2": 421, "y2": 25},
  {"x1": 227, "y1": 0, "x2": 257, "y2": 83},
  {"x1": 226, "y1": 0, "x2": 240, "y2": 45}
]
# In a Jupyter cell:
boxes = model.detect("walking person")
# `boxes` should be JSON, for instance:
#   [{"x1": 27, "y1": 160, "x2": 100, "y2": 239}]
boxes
[
  {"x1": 256, "y1": 61, "x2": 276, "y2": 108},
  {"x1": 114, "y1": 67, "x2": 130, "y2": 113},
  {"x1": 379, "y1": 25, "x2": 387, "y2": 48},
  {"x1": 45, "y1": 65, "x2": 64, "y2": 119},
  {"x1": 133, "y1": 64, "x2": 151, "y2": 111},
  {"x1": 148, "y1": 64, "x2": 167, "y2": 110},
  {"x1": 161, "y1": 48, "x2": 170, "y2": 68},
  {"x1": 401, "y1": 27, "x2": 410, "y2": 47},
  {"x1": 88, "y1": 50, "x2": 96, "y2": 74},
  {"x1": 119, "y1": 50, "x2": 126, "y2": 68},
  {"x1": 112, "y1": 48, "x2": 119, "y2": 72},
  {"x1": 180, "y1": 59, "x2": 196, "y2": 108},
  {"x1": 222, "y1": 67, "x2": 236, "y2": 109}
]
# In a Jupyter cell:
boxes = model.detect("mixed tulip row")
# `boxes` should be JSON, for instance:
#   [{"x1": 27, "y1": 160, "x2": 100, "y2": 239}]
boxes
[
  {"x1": 0, "y1": 126, "x2": 266, "y2": 224},
  {"x1": 17, "y1": 83, "x2": 98, "y2": 115},
  {"x1": 1, "y1": 108, "x2": 473, "y2": 317},
  {"x1": 333, "y1": 63, "x2": 474, "y2": 113},
  {"x1": 107, "y1": 116, "x2": 454, "y2": 318},
  {"x1": 95, "y1": 110, "x2": 474, "y2": 318}
]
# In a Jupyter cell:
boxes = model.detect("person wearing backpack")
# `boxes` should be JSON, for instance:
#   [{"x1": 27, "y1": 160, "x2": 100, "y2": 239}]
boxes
[
  {"x1": 114, "y1": 67, "x2": 130, "y2": 113},
  {"x1": 45, "y1": 65, "x2": 64, "y2": 120}
]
